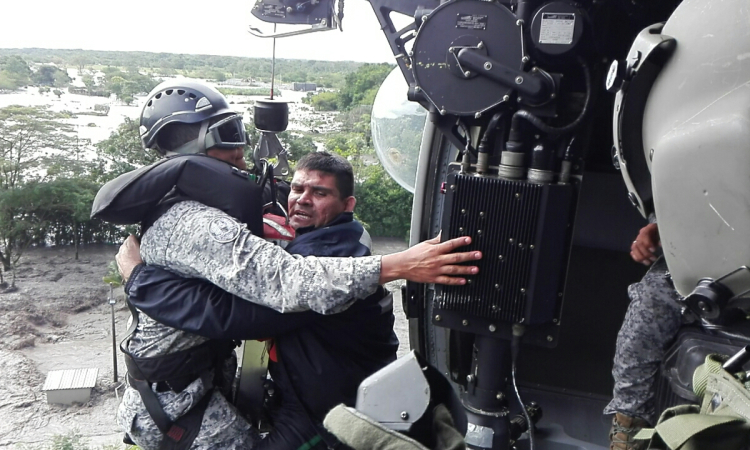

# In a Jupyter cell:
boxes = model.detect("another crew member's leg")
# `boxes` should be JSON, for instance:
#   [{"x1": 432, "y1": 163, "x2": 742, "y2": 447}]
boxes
[{"x1": 604, "y1": 258, "x2": 683, "y2": 449}]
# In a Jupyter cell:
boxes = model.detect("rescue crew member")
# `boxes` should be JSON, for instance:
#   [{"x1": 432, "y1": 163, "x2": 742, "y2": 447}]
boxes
[{"x1": 102, "y1": 80, "x2": 480, "y2": 450}]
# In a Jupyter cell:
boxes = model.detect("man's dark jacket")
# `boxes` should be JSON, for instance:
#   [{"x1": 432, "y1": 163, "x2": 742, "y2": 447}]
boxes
[{"x1": 126, "y1": 212, "x2": 399, "y2": 447}]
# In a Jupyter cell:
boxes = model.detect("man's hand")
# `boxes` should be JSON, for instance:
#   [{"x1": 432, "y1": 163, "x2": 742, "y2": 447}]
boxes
[
  {"x1": 380, "y1": 235, "x2": 481, "y2": 285},
  {"x1": 116, "y1": 235, "x2": 143, "y2": 282},
  {"x1": 631, "y1": 223, "x2": 660, "y2": 266}
]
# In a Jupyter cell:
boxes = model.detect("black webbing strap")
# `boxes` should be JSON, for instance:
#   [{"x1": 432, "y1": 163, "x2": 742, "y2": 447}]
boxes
[{"x1": 125, "y1": 355, "x2": 214, "y2": 450}]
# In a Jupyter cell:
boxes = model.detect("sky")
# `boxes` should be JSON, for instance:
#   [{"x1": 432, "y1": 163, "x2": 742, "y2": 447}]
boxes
[{"x1": 0, "y1": 0, "x2": 396, "y2": 63}]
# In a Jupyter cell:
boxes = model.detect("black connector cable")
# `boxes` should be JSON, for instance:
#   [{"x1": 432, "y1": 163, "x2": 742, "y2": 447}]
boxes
[
  {"x1": 510, "y1": 57, "x2": 593, "y2": 138},
  {"x1": 511, "y1": 323, "x2": 535, "y2": 450}
]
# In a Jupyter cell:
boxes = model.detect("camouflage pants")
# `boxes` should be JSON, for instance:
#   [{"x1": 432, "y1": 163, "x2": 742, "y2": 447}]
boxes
[
  {"x1": 117, "y1": 375, "x2": 260, "y2": 450},
  {"x1": 603, "y1": 257, "x2": 684, "y2": 424}
]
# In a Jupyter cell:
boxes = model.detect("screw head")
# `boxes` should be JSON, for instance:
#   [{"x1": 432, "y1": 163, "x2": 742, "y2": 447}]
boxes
[
  {"x1": 435, "y1": 315, "x2": 442, "y2": 321},
  {"x1": 522, "y1": 56, "x2": 530, "y2": 63},
  {"x1": 547, "y1": 335, "x2": 554, "y2": 342},
  {"x1": 489, "y1": 324, "x2": 497, "y2": 332},
  {"x1": 401, "y1": 411, "x2": 409, "y2": 420},
  {"x1": 484, "y1": 62, "x2": 493, "y2": 70},
  {"x1": 515, "y1": 76, "x2": 524, "y2": 84},
  {"x1": 466, "y1": 374, "x2": 474, "y2": 383},
  {"x1": 503, "y1": 95, "x2": 510, "y2": 102},
  {"x1": 462, "y1": 319, "x2": 469, "y2": 326},
  {"x1": 464, "y1": 70, "x2": 472, "y2": 77},
  {"x1": 475, "y1": 112, "x2": 482, "y2": 119},
  {"x1": 498, "y1": 255, "x2": 503, "y2": 260},
  {"x1": 520, "y1": 288, "x2": 526, "y2": 294},
  {"x1": 440, "y1": 109, "x2": 447, "y2": 115}
]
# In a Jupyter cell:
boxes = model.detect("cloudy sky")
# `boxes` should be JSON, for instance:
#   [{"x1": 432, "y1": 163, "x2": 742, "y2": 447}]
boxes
[{"x1": 0, "y1": 0, "x2": 395, "y2": 63}]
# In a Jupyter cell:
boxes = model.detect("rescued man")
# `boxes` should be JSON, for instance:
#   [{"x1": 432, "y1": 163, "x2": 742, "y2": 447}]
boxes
[
  {"x1": 125, "y1": 150, "x2": 400, "y2": 450},
  {"x1": 106, "y1": 79, "x2": 480, "y2": 450}
]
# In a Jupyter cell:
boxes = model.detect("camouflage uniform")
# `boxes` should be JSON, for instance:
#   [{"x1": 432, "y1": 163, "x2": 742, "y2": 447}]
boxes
[
  {"x1": 603, "y1": 257, "x2": 684, "y2": 424},
  {"x1": 119, "y1": 201, "x2": 384, "y2": 449},
  {"x1": 116, "y1": 313, "x2": 258, "y2": 450},
  {"x1": 140, "y1": 201, "x2": 383, "y2": 314}
]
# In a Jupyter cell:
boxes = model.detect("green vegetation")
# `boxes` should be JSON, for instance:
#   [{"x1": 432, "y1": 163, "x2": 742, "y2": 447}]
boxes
[
  {"x1": 0, "y1": 48, "x2": 363, "y2": 89},
  {"x1": 218, "y1": 87, "x2": 281, "y2": 97},
  {"x1": 0, "y1": 55, "x2": 32, "y2": 90},
  {"x1": 32, "y1": 65, "x2": 71, "y2": 87},
  {"x1": 18, "y1": 430, "x2": 132, "y2": 450},
  {"x1": 304, "y1": 63, "x2": 392, "y2": 111}
]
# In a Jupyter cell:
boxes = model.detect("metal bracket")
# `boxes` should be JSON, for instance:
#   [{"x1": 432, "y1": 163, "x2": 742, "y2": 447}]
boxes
[{"x1": 248, "y1": 20, "x2": 337, "y2": 39}]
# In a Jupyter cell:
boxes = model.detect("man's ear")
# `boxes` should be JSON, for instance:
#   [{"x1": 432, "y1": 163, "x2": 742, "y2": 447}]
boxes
[{"x1": 344, "y1": 196, "x2": 356, "y2": 212}]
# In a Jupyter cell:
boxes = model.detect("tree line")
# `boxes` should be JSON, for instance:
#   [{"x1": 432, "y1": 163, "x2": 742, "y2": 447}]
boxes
[{"x1": 0, "y1": 48, "x2": 364, "y2": 88}]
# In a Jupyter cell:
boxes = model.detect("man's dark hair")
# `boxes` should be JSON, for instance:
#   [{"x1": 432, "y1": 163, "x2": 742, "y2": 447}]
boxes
[{"x1": 295, "y1": 151, "x2": 354, "y2": 199}]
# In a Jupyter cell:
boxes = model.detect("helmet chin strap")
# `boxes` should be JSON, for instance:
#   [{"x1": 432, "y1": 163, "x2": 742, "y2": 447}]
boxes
[{"x1": 167, "y1": 120, "x2": 211, "y2": 156}]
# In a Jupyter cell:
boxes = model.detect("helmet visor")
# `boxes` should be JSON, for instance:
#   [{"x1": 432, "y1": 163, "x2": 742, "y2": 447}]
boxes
[{"x1": 205, "y1": 114, "x2": 248, "y2": 150}]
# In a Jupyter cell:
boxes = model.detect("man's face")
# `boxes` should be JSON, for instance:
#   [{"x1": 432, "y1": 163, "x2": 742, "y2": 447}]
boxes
[
  {"x1": 288, "y1": 169, "x2": 355, "y2": 230},
  {"x1": 207, "y1": 147, "x2": 247, "y2": 170}
]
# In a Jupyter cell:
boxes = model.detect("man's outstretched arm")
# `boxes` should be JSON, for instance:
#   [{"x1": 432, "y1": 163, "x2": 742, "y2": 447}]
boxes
[{"x1": 120, "y1": 202, "x2": 480, "y2": 314}]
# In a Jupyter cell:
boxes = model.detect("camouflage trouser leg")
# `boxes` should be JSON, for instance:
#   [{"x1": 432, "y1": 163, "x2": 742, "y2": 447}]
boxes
[{"x1": 603, "y1": 257, "x2": 683, "y2": 424}]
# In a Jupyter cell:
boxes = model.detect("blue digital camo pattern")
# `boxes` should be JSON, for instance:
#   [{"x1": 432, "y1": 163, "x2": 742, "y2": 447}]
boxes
[
  {"x1": 140, "y1": 201, "x2": 383, "y2": 314},
  {"x1": 604, "y1": 257, "x2": 684, "y2": 424},
  {"x1": 116, "y1": 312, "x2": 259, "y2": 449}
]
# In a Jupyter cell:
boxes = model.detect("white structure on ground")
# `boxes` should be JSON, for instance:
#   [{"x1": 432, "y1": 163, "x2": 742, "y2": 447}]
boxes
[{"x1": 42, "y1": 368, "x2": 98, "y2": 405}]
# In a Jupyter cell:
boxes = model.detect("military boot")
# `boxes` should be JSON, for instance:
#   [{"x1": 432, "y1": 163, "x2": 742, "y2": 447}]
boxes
[{"x1": 609, "y1": 413, "x2": 649, "y2": 450}]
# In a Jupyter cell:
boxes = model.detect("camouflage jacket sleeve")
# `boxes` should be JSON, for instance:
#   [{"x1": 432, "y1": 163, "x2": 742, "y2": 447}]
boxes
[{"x1": 140, "y1": 201, "x2": 382, "y2": 314}]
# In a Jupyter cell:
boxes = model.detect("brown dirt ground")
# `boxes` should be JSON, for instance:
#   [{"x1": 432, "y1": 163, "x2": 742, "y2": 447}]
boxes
[{"x1": 0, "y1": 239, "x2": 409, "y2": 449}]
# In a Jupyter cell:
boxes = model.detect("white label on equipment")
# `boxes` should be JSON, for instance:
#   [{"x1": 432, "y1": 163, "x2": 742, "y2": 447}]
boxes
[{"x1": 539, "y1": 12, "x2": 575, "y2": 45}]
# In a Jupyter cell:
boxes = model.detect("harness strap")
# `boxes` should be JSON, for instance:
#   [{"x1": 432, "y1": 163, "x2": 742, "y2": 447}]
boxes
[
  {"x1": 121, "y1": 291, "x2": 234, "y2": 449},
  {"x1": 126, "y1": 354, "x2": 215, "y2": 450}
]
